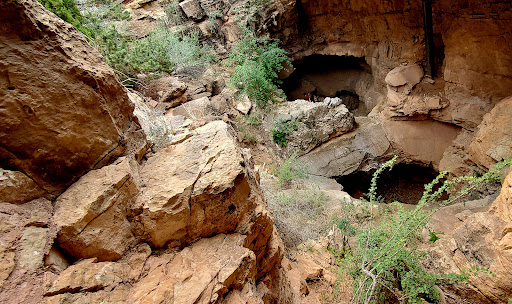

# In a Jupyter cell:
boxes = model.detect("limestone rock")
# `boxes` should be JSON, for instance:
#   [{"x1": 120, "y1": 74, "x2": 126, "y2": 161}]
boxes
[
  {"x1": 131, "y1": 234, "x2": 256, "y2": 303},
  {"x1": 54, "y1": 157, "x2": 139, "y2": 261},
  {"x1": 0, "y1": 0, "x2": 143, "y2": 195},
  {"x1": 180, "y1": 0, "x2": 205, "y2": 20},
  {"x1": 300, "y1": 117, "x2": 390, "y2": 177},
  {"x1": 0, "y1": 169, "x2": 46, "y2": 204},
  {"x1": 490, "y1": 167, "x2": 512, "y2": 222},
  {"x1": 19, "y1": 227, "x2": 48, "y2": 269},
  {"x1": 385, "y1": 64, "x2": 424, "y2": 88},
  {"x1": 45, "y1": 258, "x2": 130, "y2": 296},
  {"x1": 135, "y1": 121, "x2": 259, "y2": 248},
  {"x1": 266, "y1": 100, "x2": 355, "y2": 156},
  {"x1": 469, "y1": 96, "x2": 512, "y2": 169},
  {"x1": 236, "y1": 95, "x2": 252, "y2": 114}
]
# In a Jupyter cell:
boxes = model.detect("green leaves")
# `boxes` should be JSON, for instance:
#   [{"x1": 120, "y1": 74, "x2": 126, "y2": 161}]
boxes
[
  {"x1": 228, "y1": 28, "x2": 290, "y2": 107},
  {"x1": 271, "y1": 118, "x2": 298, "y2": 147}
]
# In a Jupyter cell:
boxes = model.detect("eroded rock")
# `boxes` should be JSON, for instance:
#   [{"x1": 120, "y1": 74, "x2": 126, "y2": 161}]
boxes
[
  {"x1": 0, "y1": 169, "x2": 47, "y2": 204},
  {"x1": 0, "y1": 0, "x2": 144, "y2": 195},
  {"x1": 469, "y1": 96, "x2": 512, "y2": 170},
  {"x1": 134, "y1": 121, "x2": 257, "y2": 248},
  {"x1": 54, "y1": 157, "x2": 139, "y2": 261}
]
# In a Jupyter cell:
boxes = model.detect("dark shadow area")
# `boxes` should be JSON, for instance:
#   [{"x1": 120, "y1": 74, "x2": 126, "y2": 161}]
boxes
[
  {"x1": 281, "y1": 55, "x2": 371, "y2": 115},
  {"x1": 335, "y1": 163, "x2": 443, "y2": 204}
]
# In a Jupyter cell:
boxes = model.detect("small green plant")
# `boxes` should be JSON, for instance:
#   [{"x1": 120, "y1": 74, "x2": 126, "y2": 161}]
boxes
[
  {"x1": 507, "y1": 298, "x2": 512, "y2": 304},
  {"x1": 271, "y1": 118, "x2": 298, "y2": 147},
  {"x1": 228, "y1": 27, "x2": 290, "y2": 107},
  {"x1": 344, "y1": 157, "x2": 512, "y2": 304},
  {"x1": 164, "y1": 0, "x2": 185, "y2": 26},
  {"x1": 272, "y1": 151, "x2": 306, "y2": 188}
]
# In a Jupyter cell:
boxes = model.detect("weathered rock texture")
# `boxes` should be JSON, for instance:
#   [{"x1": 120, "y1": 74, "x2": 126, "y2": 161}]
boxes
[
  {"x1": 265, "y1": 100, "x2": 355, "y2": 156},
  {"x1": 424, "y1": 168, "x2": 512, "y2": 303},
  {"x1": 0, "y1": 0, "x2": 143, "y2": 195}
]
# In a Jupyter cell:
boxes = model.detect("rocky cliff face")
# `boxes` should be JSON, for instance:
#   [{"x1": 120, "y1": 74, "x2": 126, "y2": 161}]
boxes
[
  {"x1": 0, "y1": 2, "x2": 300, "y2": 303},
  {"x1": 0, "y1": 0, "x2": 145, "y2": 197}
]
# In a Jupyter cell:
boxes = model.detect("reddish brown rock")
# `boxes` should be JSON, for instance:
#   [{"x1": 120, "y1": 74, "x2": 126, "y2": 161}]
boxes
[{"x1": 0, "y1": 0, "x2": 143, "y2": 195}]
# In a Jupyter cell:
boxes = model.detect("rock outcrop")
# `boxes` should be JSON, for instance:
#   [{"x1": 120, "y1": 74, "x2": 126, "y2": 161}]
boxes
[
  {"x1": 0, "y1": 0, "x2": 144, "y2": 196},
  {"x1": 423, "y1": 168, "x2": 512, "y2": 303},
  {"x1": 265, "y1": 100, "x2": 355, "y2": 156}
]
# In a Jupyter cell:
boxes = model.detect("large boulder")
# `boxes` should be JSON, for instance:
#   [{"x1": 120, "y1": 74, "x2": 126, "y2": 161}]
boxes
[
  {"x1": 300, "y1": 117, "x2": 390, "y2": 177},
  {"x1": 0, "y1": 0, "x2": 143, "y2": 195},
  {"x1": 265, "y1": 100, "x2": 355, "y2": 156},
  {"x1": 133, "y1": 121, "x2": 262, "y2": 248},
  {"x1": 54, "y1": 157, "x2": 139, "y2": 261}
]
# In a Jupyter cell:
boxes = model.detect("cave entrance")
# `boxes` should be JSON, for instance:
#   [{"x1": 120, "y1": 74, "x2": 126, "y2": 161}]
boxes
[
  {"x1": 335, "y1": 163, "x2": 444, "y2": 204},
  {"x1": 281, "y1": 55, "x2": 371, "y2": 116}
]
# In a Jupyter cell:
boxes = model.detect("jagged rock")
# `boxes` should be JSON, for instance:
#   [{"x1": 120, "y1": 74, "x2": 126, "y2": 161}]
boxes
[
  {"x1": 385, "y1": 64, "x2": 424, "y2": 88},
  {"x1": 469, "y1": 96, "x2": 512, "y2": 170},
  {"x1": 300, "y1": 117, "x2": 390, "y2": 177},
  {"x1": 44, "y1": 247, "x2": 70, "y2": 273},
  {"x1": 126, "y1": 0, "x2": 155, "y2": 9},
  {"x1": 180, "y1": 0, "x2": 205, "y2": 20},
  {"x1": 170, "y1": 96, "x2": 216, "y2": 119},
  {"x1": 134, "y1": 121, "x2": 258, "y2": 248},
  {"x1": 131, "y1": 234, "x2": 256, "y2": 303},
  {"x1": 54, "y1": 157, "x2": 139, "y2": 261},
  {"x1": 235, "y1": 95, "x2": 252, "y2": 114},
  {"x1": 45, "y1": 258, "x2": 131, "y2": 296},
  {"x1": 424, "y1": 169, "x2": 512, "y2": 303},
  {"x1": 0, "y1": 169, "x2": 46, "y2": 204},
  {"x1": 0, "y1": 0, "x2": 143, "y2": 195},
  {"x1": 266, "y1": 100, "x2": 355, "y2": 156}
]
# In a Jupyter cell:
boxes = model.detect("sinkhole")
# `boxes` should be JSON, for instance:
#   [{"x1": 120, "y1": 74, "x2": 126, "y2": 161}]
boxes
[
  {"x1": 335, "y1": 163, "x2": 445, "y2": 204},
  {"x1": 281, "y1": 54, "x2": 372, "y2": 116}
]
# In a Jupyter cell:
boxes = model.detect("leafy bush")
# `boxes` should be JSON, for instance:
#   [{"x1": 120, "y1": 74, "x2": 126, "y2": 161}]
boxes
[
  {"x1": 38, "y1": 0, "x2": 89, "y2": 34},
  {"x1": 271, "y1": 118, "x2": 298, "y2": 147},
  {"x1": 343, "y1": 157, "x2": 512, "y2": 304},
  {"x1": 228, "y1": 28, "x2": 290, "y2": 107}
]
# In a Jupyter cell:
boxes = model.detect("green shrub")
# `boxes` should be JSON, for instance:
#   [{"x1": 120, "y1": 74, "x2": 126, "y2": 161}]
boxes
[
  {"x1": 38, "y1": 0, "x2": 89, "y2": 34},
  {"x1": 343, "y1": 157, "x2": 512, "y2": 304},
  {"x1": 271, "y1": 118, "x2": 297, "y2": 147},
  {"x1": 228, "y1": 28, "x2": 290, "y2": 107},
  {"x1": 272, "y1": 152, "x2": 306, "y2": 187}
]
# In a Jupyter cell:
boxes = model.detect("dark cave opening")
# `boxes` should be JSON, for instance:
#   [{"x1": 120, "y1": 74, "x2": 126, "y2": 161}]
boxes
[
  {"x1": 335, "y1": 163, "x2": 444, "y2": 205},
  {"x1": 281, "y1": 55, "x2": 371, "y2": 115}
]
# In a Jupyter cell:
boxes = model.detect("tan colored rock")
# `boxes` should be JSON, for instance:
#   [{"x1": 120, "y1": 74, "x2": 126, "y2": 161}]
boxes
[
  {"x1": 300, "y1": 117, "x2": 390, "y2": 177},
  {"x1": 385, "y1": 64, "x2": 424, "y2": 88},
  {"x1": 236, "y1": 95, "x2": 253, "y2": 115},
  {"x1": 19, "y1": 227, "x2": 48, "y2": 270},
  {"x1": 424, "y1": 169, "x2": 512, "y2": 303},
  {"x1": 469, "y1": 96, "x2": 512, "y2": 169},
  {"x1": 54, "y1": 157, "x2": 139, "y2": 261},
  {"x1": 0, "y1": 0, "x2": 143, "y2": 195},
  {"x1": 170, "y1": 96, "x2": 215, "y2": 119},
  {"x1": 266, "y1": 100, "x2": 355, "y2": 156},
  {"x1": 126, "y1": 0, "x2": 155, "y2": 9},
  {"x1": 44, "y1": 247, "x2": 70, "y2": 273},
  {"x1": 382, "y1": 120, "x2": 460, "y2": 169},
  {"x1": 0, "y1": 248, "x2": 15, "y2": 286},
  {"x1": 135, "y1": 121, "x2": 257, "y2": 248},
  {"x1": 0, "y1": 169, "x2": 46, "y2": 204},
  {"x1": 180, "y1": 0, "x2": 205, "y2": 20},
  {"x1": 46, "y1": 287, "x2": 129, "y2": 304},
  {"x1": 45, "y1": 258, "x2": 130, "y2": 296},
  {"x1": 130, "y1": 234, "x2": 256, "y2": 304}
]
